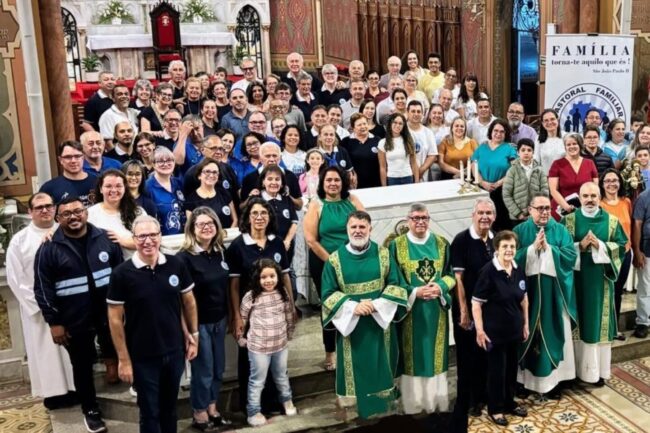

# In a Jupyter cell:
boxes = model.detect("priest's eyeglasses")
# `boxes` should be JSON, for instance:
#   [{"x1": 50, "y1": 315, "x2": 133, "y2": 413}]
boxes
[
  {"x1": 409, "y1": 216, "x2": 430, "y2": 222},
  {"x1": 530, "y1": 206, "x2": 551, "y2": 213}
]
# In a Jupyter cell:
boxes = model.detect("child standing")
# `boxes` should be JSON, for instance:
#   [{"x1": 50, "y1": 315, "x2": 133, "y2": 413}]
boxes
[
  {"x1": 299, "y1": 148, "x2": 325, "y2": 201},
  {"x1": 635, "y1": 146, "x2": 650, "y2": 190},
  {"x1": 239, "y1": 259, "x2": 297, "y2": 426}
]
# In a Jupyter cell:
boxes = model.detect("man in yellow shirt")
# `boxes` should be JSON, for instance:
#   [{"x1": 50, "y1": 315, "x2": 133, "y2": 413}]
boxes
[{"x1": 418, "y1": 53, "x2": 445, "y2": 102}]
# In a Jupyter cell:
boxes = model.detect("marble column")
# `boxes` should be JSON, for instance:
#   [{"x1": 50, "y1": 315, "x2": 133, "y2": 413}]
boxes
[
  {"x1": 38, "y1": 0, "x2": 75, "y2": 145},
  {"x1": 579, "y1": 0, "x2": 599, "y2": 33},
  {"x1": 560, "y1": 0, "x2": 579, "y2": 33},
  {"x1": 262, "y1": 24, "x2": 271, "y2": 77}
]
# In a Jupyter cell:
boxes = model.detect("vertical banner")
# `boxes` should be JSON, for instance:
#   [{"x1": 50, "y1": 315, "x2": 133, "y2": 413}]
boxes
[{"x1": 545, "y1": 34, "x2": 635, "y2": 132}]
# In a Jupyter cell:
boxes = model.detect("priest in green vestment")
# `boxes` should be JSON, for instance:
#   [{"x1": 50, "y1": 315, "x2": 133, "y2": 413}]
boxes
[
  {"x1": 388, "y1": 203, "x2": 455, "y2": 414},
  {"x1": 561, "y1": 182, "x2": 627, "y2": 385},
  {"x1": 513, "y1": 194, "x2": 578, "y2": 397},
  {"x1": 321, "y1": 211, "x2": 409, "y2": 419}
]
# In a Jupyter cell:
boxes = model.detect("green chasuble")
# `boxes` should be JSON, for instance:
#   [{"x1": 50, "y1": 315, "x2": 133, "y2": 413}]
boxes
[
  {"x1": 388, "y1": 233, "x2": 455, "y2": 378},
  {"x1": 561, "y1": 210, "x2": 627, "y2": 343},
  {"x1": 514, "y1": 218, "x2": 577, "y2": 378},
  {"x1": 321, "y1": 242, "x2": 408, "y2": 419}
]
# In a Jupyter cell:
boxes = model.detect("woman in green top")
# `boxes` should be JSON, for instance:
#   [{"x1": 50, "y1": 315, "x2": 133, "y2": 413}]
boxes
[{"x1": 304, "y1": 166, "x2": 365, "y2": 370}]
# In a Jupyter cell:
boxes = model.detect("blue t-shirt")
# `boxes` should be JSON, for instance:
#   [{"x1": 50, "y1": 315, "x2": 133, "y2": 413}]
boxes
[
  {"x1": 174, "y1": 139, "x2": 204, "y2": 176},
  {"x1": 471, "y1": 143, "x2": 517, "y2": 183},
  {"x1": 40, "y1": 174, "x2": 98, "y2": 206},
  {"x1": 82, "y1": 157, "x2": 122, "y2": 176},
  {"x1": 633, "y1": 189, "x2": 650, "y2": 256},
  {"x1": 145, "y1": 175, "x2": 186, "y2": 235}
]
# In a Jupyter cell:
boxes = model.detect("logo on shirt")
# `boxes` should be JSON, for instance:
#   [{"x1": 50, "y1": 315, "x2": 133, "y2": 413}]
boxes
[
  {"x1": 98, "y1": 251, "x2": 109, "y2": 263},
  {"x1": 371, "y1": 146, "x2": 378, "y2": 153},
  {"x1": 340, "y1": 160, "x2": 347, "y2": 168},
  {"x1": 169, "y1": 274, "x2": 179, "y2": 287},
  {"x1": 222, "y1": 206, "x2": 231, "y2": 216},
  {"x1": 221, "y1": 261, "x2": 229, "y2": 270},
  {"x1": 176, "y1": 190, "x2": 185, "y2": 201},
  {"x1": 222, "y1": 180, "x2": 230, "y2": 190},
  {"x1": 415, "y1": 142, "x2": 422, "y2": 153},
  {"x1": 519, "y1": 280, "x2": 526, "y2": 291},
  {"x1": 282, "y1": 209, "x2": 290, "y2": 219},
  {"x1": 274, "y1": 253, "x2": 282, "y2": 263}
]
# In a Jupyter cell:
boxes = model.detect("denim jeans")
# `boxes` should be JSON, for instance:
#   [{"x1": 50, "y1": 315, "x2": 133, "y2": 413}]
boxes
[
  {"x1": 190, "y1": 319, "x2": 226, "y2": 412},
  {"x1": 247, "y1": 348, "x2": 292, "y2": 417},
  {"x1": 387, "y1": 175, "x2": 414, "y2": 186},
  {"x1": 637, "y1": 256, "x2": 650, "y2": 326},
  {"x1": 132, "y1": 349, "x2": 185, "y2": 433}
]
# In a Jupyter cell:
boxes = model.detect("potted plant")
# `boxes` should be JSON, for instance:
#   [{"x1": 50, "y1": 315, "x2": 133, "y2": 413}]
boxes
[
  {"x1": 98, "y1": 0, "x2": 135, "y2": 25},
  {"x1": 181, "y1": 0, "x2": 216, "y2": 23},
  {"x1": 228, "y1": 44, "x2": 249, "y2": 75},
  {"x1": 82, "y1": 54, "x2": 101, "y2": 82}
]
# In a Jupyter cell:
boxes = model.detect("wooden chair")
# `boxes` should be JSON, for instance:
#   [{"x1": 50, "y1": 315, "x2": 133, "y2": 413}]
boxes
[{"x1": 149, "y1": 1, "x2": 185, "y2": 80}]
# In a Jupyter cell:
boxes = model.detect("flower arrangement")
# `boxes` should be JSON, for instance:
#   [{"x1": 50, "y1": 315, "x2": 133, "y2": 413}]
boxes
[
  {"x1": 98, "y1": 0, "x2": 135, "y2": 24},
  {"x1": 181, "y1": 0, "x2": 216, "y2": 23},
  {"x1": 620, "y1": 158, "x2": 646, "y2": 200}
]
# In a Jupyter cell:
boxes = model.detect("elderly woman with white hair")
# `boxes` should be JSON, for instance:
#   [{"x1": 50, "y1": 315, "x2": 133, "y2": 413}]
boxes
[
  {"x1": 403, "y1": 71, "x2": 430, "y2": 114},
  {"x1": 145, "y1": 146, "x2": 186, "y2": 235},
  {"x1": 130, "y1": 79, "x2": 153, "y2": 112},
  {"x1": 319, "y1": 64, "x2": 350, "y2": 106}
]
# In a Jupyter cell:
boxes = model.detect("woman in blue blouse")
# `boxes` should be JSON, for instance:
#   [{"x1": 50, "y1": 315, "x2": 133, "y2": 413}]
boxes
[
  {"x1": 145, "y1": 146, "x2": 186, "y2": 235},
  {"x1": 472, "y1": 119, "x2": 517, "y2": 231}
]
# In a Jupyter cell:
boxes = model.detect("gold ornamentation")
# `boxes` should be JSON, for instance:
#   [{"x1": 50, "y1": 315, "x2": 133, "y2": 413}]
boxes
[
  {"x1": 403, "y1": 313, "x2": 414, "y2": 375},
  {"x1": 342, "y1": 336, "x2": 355, "y2": 396},
  {"x1": 434, "y1": 309, "x2": 447, "y2": 374},
  {"x1": 600, "y1": 279, "x2": 611, "y2": 342}
]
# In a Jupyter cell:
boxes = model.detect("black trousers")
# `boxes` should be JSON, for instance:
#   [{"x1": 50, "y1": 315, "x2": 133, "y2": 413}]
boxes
[
  {"x1": 615, "y1": 250, "x2": 632, "y2": 321},
  {"x1": 308, "y1": 250, "x2": 336, "y2": 353},
  {"x1": 237, "y1": 347, "x2": 280, "y2": 415},
  {"x1": 490, "y1": 187, "x2": 512, "y2": 232},
  {"x1": 449, "y1": 323, "x2": 487, "y2": 433},
  {"x1": 64, "y1": 332, "x2": 100, "y2": 414},
  {"x1": 486, "y1": 340, "x2": 519, "y2": 415}
]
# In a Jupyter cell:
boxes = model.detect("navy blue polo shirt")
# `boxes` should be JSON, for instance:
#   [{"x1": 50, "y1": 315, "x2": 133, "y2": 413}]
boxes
[
  {"x1": 176, "y1": 248, "x2": 229, "y2": 324},
  {"x1": 450, "y1": 226, "x2": 495, "y2": 321},
  {"x1": 472, "y1": 258, "x2": 527, "y2": 344},
  {"x1": 82, "y1": 157, "x2": 122, "y2": 176},
  {"x1": 184, "y1": 189, "x2": 234, "y2": 228},
  {"x1": 225, "y1": 233, "x2": 290, "y2": 299},
  {"x1": 107, "y1": 253, "x2": 194, "y2": 360},
  {"x1": 145, "y1": 175, "x2": 186, "y2": 235}
]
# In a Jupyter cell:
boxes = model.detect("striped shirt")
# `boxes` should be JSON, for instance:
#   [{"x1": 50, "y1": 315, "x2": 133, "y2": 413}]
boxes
[{"x1": 240, "y1": 290, "x2": 295, "y2": 354}]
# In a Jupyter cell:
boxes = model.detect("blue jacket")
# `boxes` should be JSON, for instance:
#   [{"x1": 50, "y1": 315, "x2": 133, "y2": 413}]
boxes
[{"x1": 34, "y1": 223, "x2": 123, "y2": 333}]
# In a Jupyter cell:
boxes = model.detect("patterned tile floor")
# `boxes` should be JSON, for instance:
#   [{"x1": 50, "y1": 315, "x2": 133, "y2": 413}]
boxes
[{"x1": 2, "y1": 357, "x2": 650, "y2": 433}]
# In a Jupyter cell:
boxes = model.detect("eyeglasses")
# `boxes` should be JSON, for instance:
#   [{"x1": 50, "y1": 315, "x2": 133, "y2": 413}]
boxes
[
  {"x1": 251, "y1": 210, "x2": 269, "y2": 218},
  {"x1": 409, "y1": 216, "x2": 430, "y2": 222},
  {"x1": 242, "y1": 67, "x2": 255, "y2": 72},
  {"x1": 603, "y1": 179, "x2": 620, "y2": 184},
  {"x1": 155, "y1": 159, "x2": 174, "y2": 165},
  {"x1": 60, "y1": 154, "x2": 84, "y2": 161},
  {"x1": 249, "y1": 120, "x2": 266, "y2": 125},
  {"x1": 195, "y1": 221, "x2": 216, "y2": 230},
  {"x1": 530, "y1": 206, "x2": 551, "y2": 213},
  {"x1": 126, "y1": 171, "x2": 142, "y2": 177},
  {"x1": 58, "y1": 208, "x2": 85, "y2": 219},
  {"x1": 137, "y1": 142, "x2": 154, "y2": 149},
  {"x1": 270, "y1": 105, "x2": 284, "y2": 110},
  {"x1": 202, "y1": 169, "x2": 219, "y2": 176},
  {"x1": 245, "y1": 141, "x2": 260, "y2": 147},
  {"x1": 165, "y1": 118, "x2": 181, "y2": 123},
  {"x1": 133, "y1": 232, "x2": 161, "y2": 243},
  {"x1": 32, "y1": 203, "x2": 55, "y2": 212}
]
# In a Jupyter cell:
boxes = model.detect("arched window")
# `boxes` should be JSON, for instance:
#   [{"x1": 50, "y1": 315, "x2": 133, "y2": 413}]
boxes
[
  {"x1": 235, "y1": 5, "x2": 263, "y2": 75},
  {"x1": 511, "y1": 0, "x2": 540, "y2": 112},
  {"x1": 61, "y1": 8, "x2": 81, "y2": 83}
]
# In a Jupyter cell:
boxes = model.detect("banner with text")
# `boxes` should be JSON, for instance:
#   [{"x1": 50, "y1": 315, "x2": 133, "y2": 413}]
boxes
[{"x1": 545, "y1": 34, "x2": 635, "y2": 132}]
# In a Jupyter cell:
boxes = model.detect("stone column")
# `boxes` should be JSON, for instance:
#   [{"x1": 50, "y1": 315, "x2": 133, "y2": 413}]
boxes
[
  {"x1": 262, "y1": 24, "x2": 271, "y2": 77},
  {"x1": 559, "y1": 0, "x2": 579, "y2": 33},
  {"x1": 38, "y1": 0, "x2": 75, "y2": 145},
  {"x1": 579, "y1": 0, "x2": 599, "y2": 33}
]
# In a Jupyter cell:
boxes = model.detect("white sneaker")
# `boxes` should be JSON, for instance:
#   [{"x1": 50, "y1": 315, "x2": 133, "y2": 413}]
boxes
[
  {"x1": 247, "y1": 412, "x2": 267, "y2": 426},
  {"x1": 283, "y1": 400, "x2": 297, "y2": 416},
  {"x1": 129, "y1": 386, "x2": 137, "y2": 397}
]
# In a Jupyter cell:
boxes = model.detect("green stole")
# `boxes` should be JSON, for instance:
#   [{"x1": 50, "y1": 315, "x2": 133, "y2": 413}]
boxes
[
  {"x1": 321, "y1": 242, "x2": 408, "y2": 419},
  {"x1": 514, "y1": 218, "x2": 577, "y2": 377},
  {"x1": 561, "y1": 210, "x2": 626, "y2": 343},
  {"x1": 389, "y1": 233, "x2": 455, "y2": 377}
]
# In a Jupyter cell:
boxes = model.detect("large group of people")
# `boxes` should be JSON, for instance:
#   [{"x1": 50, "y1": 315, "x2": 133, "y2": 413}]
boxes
[{"x1": 5, "y1": 49, "x2": 650, "y2": 433}]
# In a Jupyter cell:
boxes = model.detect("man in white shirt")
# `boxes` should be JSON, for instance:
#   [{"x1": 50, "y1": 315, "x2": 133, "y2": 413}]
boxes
[
  {"x1": 379, "y1": 56, "x2": 403, "y2": 90},
  {"x1": 439, "y1": 88, "x2": 460, "y2": 126},
  {"x1": 376, "y1": 77, "x2": 404, "y2": 125},
  {"x1": 98, "y1": 84, "x2": 139, "y2": 147},
  {"x1": 467, "y1": 98, "x2": 497, "y2": 145},
  {"x1": 341, "y1": 79, "x2": 366, "y2": 129},
  {"x1": 231, "y1": 57, "x2": 263, "y2": 93},
  {"x1": 6, "y1": 193, "x2": 76, "y2": 409},
  {"x1": 407, "y1": 101, "x2": 439, "y2": 181}
]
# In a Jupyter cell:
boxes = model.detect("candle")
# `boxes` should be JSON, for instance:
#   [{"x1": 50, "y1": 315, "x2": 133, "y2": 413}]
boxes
[
  {"x1": 466, "y1": 158, "x2": 472, "y2": 182},
  {"x1": 474, "y1": 162, "x2": 479, "y2": 184},
  {"x1": 459, "y1": 160, "x2": 464, "y2": 182}
]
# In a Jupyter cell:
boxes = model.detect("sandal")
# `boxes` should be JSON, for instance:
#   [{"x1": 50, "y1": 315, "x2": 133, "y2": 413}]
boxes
[
  {"x1": 489, "y1": 414, "x2": 509, "y2": 427},
  {"x1": 508, "y1": 405, "x2": 528, "y2": 417},
  {"x1": 324, "y1": 360, "x2": 336, "y2": 371}
]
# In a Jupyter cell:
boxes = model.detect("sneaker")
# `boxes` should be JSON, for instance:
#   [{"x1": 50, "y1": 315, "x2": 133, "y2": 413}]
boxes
[
  {"x1": 634, "y1": 325, "x2": 648, "y2": 339},
  {"x1": 247, "y1": 412, "x2": 267, "y2": 427},
  {"x1": 209, "y1": 413, "x2": 232, "y2": 426},
  {"x1": 283, "y1": 400, "x2": 297, "y2": 416},
  {"x1": 128, "y1": 386, "x2": 137, "y2": 397},
  {"x1": 191, "y1": 419, "x2": 216, "y2": 432},
  {"x1": 84, "y1": 410, "x2": 107, "y2": 433}
]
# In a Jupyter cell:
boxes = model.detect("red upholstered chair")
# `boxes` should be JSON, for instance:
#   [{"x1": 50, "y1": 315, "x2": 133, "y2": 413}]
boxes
[{"x1": 150, "y1": 1, "x2": 185, "y2": 80}]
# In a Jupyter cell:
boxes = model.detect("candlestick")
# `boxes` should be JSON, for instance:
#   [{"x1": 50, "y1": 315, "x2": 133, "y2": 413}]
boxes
[
  {"x1": 466, "y1": 158, "x2": 472, "y2": 182},
  {"x1": 474, "y1": 162, "x2": 479, "y2": 184},
  {"x1": 459, "y1": 160, "x2": 464, "y2": 182}
]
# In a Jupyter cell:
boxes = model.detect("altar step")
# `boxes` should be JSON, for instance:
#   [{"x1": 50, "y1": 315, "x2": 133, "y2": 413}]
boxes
[{"x1": 50, "y1": 301, "x2": 650, "y2": 431}]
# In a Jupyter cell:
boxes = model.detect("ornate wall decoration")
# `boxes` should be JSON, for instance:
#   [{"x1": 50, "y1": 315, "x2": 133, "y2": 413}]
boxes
[
  {"x1": 269, "y1": 0, "x2": 318, "y2": 69},
  {"x1": 321, "y1": 0, "x2": 359, "y2": 64}
]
